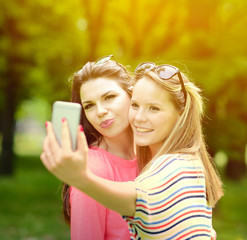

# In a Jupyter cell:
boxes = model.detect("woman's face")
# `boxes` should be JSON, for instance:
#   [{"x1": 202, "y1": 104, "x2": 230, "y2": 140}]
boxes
[
  {"x1": 129, "y1": 76, "x2": 180, "y2": 155},
  {"x1": 80, "y1": 77, "x2": 131, "y2": 139}
]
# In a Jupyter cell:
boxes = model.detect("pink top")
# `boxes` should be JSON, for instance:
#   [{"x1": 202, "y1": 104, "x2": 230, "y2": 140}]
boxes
[{"x1": 70, "y1": 146, "x2": 137, "y2": 240}]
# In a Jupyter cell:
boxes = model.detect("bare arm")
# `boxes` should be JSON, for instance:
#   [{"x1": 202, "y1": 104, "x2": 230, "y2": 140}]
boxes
[
  {"x1": 40, "y1": 120, "x2": 136, "y2": 216},
  {"x1": 82, "y1": 171, "x2": 136, "y2": 216}
]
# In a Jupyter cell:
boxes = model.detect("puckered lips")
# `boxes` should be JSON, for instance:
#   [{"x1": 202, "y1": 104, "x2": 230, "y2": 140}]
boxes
[{"x1": 100, "y1": 118, "x2": 115, "y2": 128}]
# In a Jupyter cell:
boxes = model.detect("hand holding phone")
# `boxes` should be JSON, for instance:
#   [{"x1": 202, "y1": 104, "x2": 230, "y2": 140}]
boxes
[{"x1": 51, "y1": 101, "x2": 82, "y2": 151}]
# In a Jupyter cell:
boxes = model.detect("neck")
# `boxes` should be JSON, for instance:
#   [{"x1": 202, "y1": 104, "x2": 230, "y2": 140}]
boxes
[
  {"x1": 99, "y1": 126, "x2": 135, "y2": 160},
  {"x1": 149, "y1": 146, "x2": 159, "y2": 159}
]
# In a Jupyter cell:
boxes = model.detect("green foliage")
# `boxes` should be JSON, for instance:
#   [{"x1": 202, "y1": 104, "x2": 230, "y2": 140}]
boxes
[
  {"x1": 0, "y1": 1, "x2": 246, "y2": 236},
  {"x1": 1, "y1": 0, "x2": 247, "y2": 173},
  {"x1": 0, "y1": 156, "x2": 70, "y2": 239},
  {"x1": 0, "y1": 155, "x2": 246, "y2": 239},
  {"x1": 213, "y1": 177, "x2": 247, "y2": 239}
]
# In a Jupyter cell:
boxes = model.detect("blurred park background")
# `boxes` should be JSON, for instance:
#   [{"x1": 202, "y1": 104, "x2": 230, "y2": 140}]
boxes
[{"x1": 0, "y1": 0, "x2": 247, "y2": 239}]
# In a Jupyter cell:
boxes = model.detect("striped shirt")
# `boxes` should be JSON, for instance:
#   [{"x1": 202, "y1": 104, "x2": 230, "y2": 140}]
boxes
[{"x1": 124, "y1": 154, "x2": 212, "y2": 240}]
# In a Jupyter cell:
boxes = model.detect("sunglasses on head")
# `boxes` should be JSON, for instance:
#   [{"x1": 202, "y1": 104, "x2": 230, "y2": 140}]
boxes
[
  {"x1": 94, "y1": 55, "x2": 130, "y2": 75},
  {"x1": 135, "y1": 62, "x2": 187, "y2": 102},
  {"x1": 94, "y1": 55, "x2": 115, "y2": 65}
]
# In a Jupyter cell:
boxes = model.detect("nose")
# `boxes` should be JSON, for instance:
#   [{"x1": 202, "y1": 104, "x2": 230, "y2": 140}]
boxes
[
  {"x1": 96, "y1": 103, "x2": 108, "y2": 117},
  {"x1": 133, "y1": 108, "x2": 147, "y2": 123}
]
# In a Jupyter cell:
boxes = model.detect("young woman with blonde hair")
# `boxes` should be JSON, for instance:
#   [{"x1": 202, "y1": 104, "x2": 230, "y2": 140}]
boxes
[{"x1": 41, "y1": 61, "x2": 223, "y2": 239}]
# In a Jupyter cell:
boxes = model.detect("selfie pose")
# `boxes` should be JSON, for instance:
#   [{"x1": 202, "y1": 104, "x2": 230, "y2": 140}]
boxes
[
  {"x1": 58, "y1": 57, "x2": 137, "y2": 240},
  {"x1": 41, "y1": 61, "x2": 223, "y2": 239}
]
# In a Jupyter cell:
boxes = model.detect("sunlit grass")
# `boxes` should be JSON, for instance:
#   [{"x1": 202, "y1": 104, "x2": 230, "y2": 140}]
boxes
[
  {"x1": 213, "y1": 176, "x2": 247, "y2": 240},
  {"x1": 0, "y1": 156, "x2": 70, "y2": 240},
  {"x1": 0, "y1": 154, "x2": 247, "y2": 239}
]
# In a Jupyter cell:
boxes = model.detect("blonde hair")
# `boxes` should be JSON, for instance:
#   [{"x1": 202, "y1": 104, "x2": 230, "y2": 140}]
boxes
[{"x1": 135, "y1": 70, "x2": 223, "y2": 207}]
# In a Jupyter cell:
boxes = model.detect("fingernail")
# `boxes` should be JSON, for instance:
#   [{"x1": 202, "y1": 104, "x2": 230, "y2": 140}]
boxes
[
  {"x1": 80, "y1": 125, "x2": 84, "y2": 132},
  {"x1": 62, "y1": 117, "x2": 66, "y2": 123},
  {"x1": 45, "y1": 121, "x2": 48, "y2": 128}
]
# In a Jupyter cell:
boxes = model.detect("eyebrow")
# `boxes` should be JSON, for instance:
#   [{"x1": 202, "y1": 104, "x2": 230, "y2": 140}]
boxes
[
  {"x1": 131, "y1": 99, "x2": 161, "y2": 105},
  {"x1": 82, "y1": 91, "x2": 115, "y2": 105},
  {"x1": 131, "y1": 99, "x2": 164, "y2": 109}
]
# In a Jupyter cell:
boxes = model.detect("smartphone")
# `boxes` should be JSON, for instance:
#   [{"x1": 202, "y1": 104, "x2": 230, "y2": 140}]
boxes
[{"x1": 51, "y1": 101, "x2": 82, "y2": 151}]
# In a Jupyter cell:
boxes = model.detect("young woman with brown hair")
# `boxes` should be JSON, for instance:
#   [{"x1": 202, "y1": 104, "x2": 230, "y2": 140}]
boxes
[{"x1": 61, "y1": 56, "x2": 137, "y2": 240}]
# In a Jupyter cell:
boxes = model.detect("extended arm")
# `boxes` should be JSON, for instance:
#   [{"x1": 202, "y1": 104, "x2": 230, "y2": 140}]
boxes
[
  {"x1": 40, "y1": 120, "x2": 136, "y2": 216},
  {"x1": 80, "y1": 169, "x2": 136, "y2": 216}
]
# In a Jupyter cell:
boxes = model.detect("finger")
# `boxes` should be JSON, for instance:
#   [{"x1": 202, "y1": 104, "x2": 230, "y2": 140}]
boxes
[
  {"x1": 40, "y1": 152, "x2": 51, "y2": 170},
  {"x1": 43, "y1": 136, "x2": 51, "y2": 155},
  {"x1": 40, "y1": 151, "x2": 60, "y2": 177},
  {"x1": 61, "y1": 118, "x2": 72, "y2": 152},
  {"x1": 41, "y1": 138, "x2": 59, "y2": 172},
  {"x1": 46, "y1": 121, "x2": 52, "y2": 136},
  {"x1": 76, "y1": 125, "x2": 89, "y2": 155},
  {"x1": 46, "y1": 121, "x2": 60, "y2": 153},
  {"x1": 42, "y1": 136, "x2": 55, "y2": 163}
]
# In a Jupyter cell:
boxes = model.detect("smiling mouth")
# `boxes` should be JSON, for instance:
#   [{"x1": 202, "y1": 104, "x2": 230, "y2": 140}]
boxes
[{"x1": 136, "y1": 127, "x2": 153, "y2": 133}]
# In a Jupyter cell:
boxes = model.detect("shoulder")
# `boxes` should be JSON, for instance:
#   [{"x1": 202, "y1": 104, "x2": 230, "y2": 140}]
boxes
[
  {"x1": 151, "y1": 153, "x2": 202, "y2": 171},
  {"x1": 134, "y1": 153, "x2": 206, "y2": 201},
  {"x1": 137, "y1": 154, "x2": 203, "y2": 183}
]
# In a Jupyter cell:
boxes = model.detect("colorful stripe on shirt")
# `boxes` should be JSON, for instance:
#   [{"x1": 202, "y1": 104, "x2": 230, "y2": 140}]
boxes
[{"x1": 124, "y1": 154, "x2": 212, "y2": 240}]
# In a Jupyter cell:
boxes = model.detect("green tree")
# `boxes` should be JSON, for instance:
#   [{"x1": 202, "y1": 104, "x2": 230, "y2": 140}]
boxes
[
  {"x1": 1, "y1": 0, "x2": 246, "y2": 178},
  {"x1": 183, "y1": 0, "x2": 247, "y2": 179},
  {"x1": 0, "y1": 0, "x2": 85, "y2": 175}
]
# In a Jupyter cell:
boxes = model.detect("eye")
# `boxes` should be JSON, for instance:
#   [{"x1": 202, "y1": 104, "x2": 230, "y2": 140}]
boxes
[
  {"x1": 84, "y1": 103, "x2": 94, "y2": 110},
  {"x1": 131, "y1": 102, "x2": 139, "y2": 109},
  {"x1": 105, "y1": 94, "x2": 116, "y2": 100},
  {"x1": 149, "y1": 106, "x2": 160, "y2": 111}
]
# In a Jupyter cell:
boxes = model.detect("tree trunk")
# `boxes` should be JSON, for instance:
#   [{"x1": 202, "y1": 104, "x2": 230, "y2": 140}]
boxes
[
  {"x1": 0, "y1": 70, "x2": 18, "y2": 176},
  {"x1": 225, "y1": 153, "x2": 246, "y2": 181},
  {"x1": 0, "y1": 104, "x2": 16, "y2": 175}
]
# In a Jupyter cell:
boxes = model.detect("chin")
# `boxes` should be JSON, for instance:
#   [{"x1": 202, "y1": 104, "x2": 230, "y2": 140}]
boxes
[{"x1": 134, "y1": 140, "x2": 149, "y2": 147}]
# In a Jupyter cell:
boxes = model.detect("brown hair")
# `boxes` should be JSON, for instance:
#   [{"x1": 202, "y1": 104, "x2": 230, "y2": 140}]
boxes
[
  {"x1": 135, "y1": 69, "x2": 223, "y2": 207},
  {"x1": 62, "y1": 59, "x2": 133, "y2": 225}
]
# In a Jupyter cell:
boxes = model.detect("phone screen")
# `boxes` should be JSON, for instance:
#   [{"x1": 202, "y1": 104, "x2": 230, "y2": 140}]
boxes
[{"x1": 52, "y1": 101, "x2": 82, "y2": 151}]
